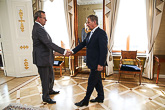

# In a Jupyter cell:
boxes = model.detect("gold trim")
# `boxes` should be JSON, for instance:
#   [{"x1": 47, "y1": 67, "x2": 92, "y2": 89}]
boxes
[
  {"x1": 69, "y1": 56, "x2": 74, "y2": 59},
  {"x1": 18, "y1": 9, "x2": 25, "y2": 32},
  {"x1": 20, "y1": 45, "x2": 29, "y2": 49},
  {"x1": 24, "y1": 59, "x2": 29, "y2": 70}
]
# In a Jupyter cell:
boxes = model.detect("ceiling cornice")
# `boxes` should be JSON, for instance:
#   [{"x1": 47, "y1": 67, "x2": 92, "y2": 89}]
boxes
[{"x1": 77, "y1": 0, "x2": 103, "y2": 5}]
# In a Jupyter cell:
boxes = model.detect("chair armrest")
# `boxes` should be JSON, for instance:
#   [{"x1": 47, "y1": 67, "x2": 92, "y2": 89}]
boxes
[
  {"x1": 136, "y1": 57, "x2": 142, "y2": 68},
  {"x1": 119, "y1": 57, "x2": 122, "y2": 68},
  {"x1": 154, "y1": 56, "x2": 160, "y2": 64},
  {"x1": 59, "y1": 61, "x2": 64, "y2": 66},
  {"x1": 54, "y1": 51, "x2": 65, "y2": 61}
]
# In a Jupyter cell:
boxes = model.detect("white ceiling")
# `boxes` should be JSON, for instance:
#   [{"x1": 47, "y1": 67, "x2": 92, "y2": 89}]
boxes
[{"x1": 77, "y1": 0, "x2": 103, "y2": 5}]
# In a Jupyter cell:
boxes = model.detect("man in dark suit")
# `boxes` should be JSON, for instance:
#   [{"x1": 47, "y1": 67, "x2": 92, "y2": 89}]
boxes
[
  {"x1": 32, "y1": 10, "x2": 69, "y2": 104},
  {"x1": 73, "y1": 15, "x2": 108, "y2": 107}
]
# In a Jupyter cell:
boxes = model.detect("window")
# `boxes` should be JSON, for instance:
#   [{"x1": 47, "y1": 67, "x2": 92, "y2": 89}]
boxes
[
  {"x1": 113, "y1": 0, "x2": 147, "y2": 53},
  {"x1": 94, "y1": 9, "x2": 103, "y2": 29},
  {"x1": 43, "y1": 0, "x2": 69, "y2": 49}
]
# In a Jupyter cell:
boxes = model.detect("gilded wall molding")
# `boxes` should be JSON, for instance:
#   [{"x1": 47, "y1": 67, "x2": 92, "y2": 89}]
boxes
[
  {"x1": 24, "y1": 59, "x2": 29, "y2": 70},
  {"x1": 20, "y1": 45, "x2": 29, "y2": 49},
  {"x1": 18, "y1": 9, "x2": 25, "y2": 32}
]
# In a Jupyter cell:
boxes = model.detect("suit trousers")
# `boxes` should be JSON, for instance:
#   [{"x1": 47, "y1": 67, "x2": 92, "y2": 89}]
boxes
[
  {"x1": 37, "y1": 66, "x2": 54, "y2": 100},
  {"x1": 84, "y1": 69, "x2": 104, "y2": 101}
]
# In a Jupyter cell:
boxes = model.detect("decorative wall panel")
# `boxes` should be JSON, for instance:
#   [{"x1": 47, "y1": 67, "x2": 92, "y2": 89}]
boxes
[{"x1": 0, "y1": 0, "x2": 37, "y2": 77}]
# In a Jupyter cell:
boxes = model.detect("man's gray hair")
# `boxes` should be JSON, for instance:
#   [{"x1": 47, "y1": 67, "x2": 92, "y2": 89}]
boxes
[
  {"x1": 34, "y1": 10, "x2": 45, "y2": 21},
  {"x1": 87, "y1": 15, "x2": 98, "y2": 25}
]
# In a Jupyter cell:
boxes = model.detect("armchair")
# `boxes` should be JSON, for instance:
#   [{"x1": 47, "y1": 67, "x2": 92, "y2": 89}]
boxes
[
  {"x1": 53, "y1": 41, "x2": 66, "y2": 77},
  {"x1": 53, "y1": 52, "x2": 66, "y2": 77},
  {"x1": 118, "y1": 50, "x2": 142, "y2": 85}
]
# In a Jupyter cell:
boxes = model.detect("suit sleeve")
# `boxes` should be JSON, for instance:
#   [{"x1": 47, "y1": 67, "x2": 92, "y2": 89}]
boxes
[
  {"x1": 98, "y1": 31, "x2": 108, "y2": 66},
  {"x1": 37, "y1": 27, "x2": 65, "y2": 54},
  {"x1": 72, "y1": 38, "x2": 87, "y2": 54}
]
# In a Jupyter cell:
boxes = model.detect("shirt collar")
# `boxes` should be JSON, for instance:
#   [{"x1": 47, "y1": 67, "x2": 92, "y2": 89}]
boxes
[
  {"x1": 91, "y1": 26, "x2": 99, "y2": 33},
  {"x1": 35, "y1": 21, "x2": 44, "y2": 28}
]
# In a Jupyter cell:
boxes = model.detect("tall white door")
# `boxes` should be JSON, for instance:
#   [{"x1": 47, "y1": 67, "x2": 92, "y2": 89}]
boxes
[{"x1": 0, "y1": 0, "x2": 37, "y2": 77}]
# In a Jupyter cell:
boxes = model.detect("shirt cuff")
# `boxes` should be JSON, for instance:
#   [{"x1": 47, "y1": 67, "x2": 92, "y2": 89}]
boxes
[
  {"x1": 63, "y1": 50, "x2": 67, "y2": 55},
  {"x1": 71, "y1": 50, "x2": 74, "y2": 54}
]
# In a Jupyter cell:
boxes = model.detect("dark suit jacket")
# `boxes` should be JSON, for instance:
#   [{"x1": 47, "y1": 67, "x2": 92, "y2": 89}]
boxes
[
  {"x1": 73, "y1": 27, "x2": 108, "y2": 69},
  {"x1": 32, "y1": 22, "x2": 65, "y2": 66}
]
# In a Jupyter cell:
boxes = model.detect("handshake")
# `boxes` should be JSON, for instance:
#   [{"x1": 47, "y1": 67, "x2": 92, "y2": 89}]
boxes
[{"x1": 65, "y1": 50, "x2": 73, "y2": 57}]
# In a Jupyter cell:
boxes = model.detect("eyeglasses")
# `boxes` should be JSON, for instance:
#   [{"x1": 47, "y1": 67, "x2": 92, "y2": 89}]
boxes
[{"x1": 40, "y1": 17, "x2": 47, "y2": 20}]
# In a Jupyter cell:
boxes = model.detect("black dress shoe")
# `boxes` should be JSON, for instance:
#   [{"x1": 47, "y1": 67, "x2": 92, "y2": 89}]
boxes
[
  {"x1": 75, "y1": 100, "x2": 89, "y2": 107},
  {"x1": 49, "y1": 91, "x2": 60, "y2": 95},
  {"x1": 90, "y1": 98, "x2": 103, "y2": 103},
  {"x1": 43, "y1": 98, "x2": 56, "y2": 104}
]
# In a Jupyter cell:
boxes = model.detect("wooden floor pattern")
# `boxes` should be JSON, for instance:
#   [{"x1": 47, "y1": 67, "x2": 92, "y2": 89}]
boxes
[{"x1": 0, "y1": 69, "x2": 165, "y2": 110}]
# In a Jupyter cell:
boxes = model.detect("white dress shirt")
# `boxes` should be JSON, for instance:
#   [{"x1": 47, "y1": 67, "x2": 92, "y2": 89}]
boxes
[{"x1": 88, "y1": 26, "x2": 99, "y2": 41}]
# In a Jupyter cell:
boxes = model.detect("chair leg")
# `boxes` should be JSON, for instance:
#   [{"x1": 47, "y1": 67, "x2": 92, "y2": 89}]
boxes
[
  {"x1": 118, "y1": 72, "x2": 121, "y2": 83},
  {"x1": 156, "y1": 64, "x2": 160, "y2": 84},
  {"x1": 139, "y1": 72, "x2": 142, "y2": 85},
  {"x1": 60, "y1": 66, "x2": 62, "y2": 77},
  {"x1": 64, "y1": 63, "x2": 66, "y2": 72},
  {"x1": 102, "y1": 67, "x2": 105, "y2": 80},
  {"x1": 103, "y1": 72, "x2": 105, "y2": 79}
]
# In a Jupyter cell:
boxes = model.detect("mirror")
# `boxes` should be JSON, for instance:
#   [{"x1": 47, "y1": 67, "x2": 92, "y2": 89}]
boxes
[
  {"x1": 71, "y1": 0, "x2": 105, "y2": 75},
  {"x1": 77, "y1": 0, "x2": 103, "y2": 42}
]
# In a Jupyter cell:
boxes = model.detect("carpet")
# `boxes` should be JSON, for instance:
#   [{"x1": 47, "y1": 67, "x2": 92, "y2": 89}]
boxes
[{"x1": 3, "y1": 103, "x2": 48, "y2": 110}]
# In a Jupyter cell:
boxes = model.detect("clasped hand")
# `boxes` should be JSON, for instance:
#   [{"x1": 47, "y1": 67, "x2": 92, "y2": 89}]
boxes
[{"x1": 65, "y1": 50, "x2": 73, "y2": 57}]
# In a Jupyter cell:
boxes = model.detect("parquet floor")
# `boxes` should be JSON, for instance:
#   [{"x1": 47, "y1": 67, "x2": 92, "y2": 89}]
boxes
[{"x1": 0, "y1": 68, "x2": 165, "y2": 110}]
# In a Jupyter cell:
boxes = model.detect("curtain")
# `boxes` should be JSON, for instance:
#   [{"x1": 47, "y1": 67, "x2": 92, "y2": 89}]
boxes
[
  {"x1": 105, "y1": 0, "x2": 120, "y2": 76},
  {"x1": 63, "y1": 0, "x2": 75, "y2": 49},
  {"x1": 144, "y1": 0, "x2": 164, "y2": 79},
  {"x1": 63, "y1": 0, "x2": 75, "y2": 71}
]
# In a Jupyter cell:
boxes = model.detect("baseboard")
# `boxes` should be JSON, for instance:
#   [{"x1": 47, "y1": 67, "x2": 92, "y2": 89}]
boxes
[
  {"x1": 112, "y1": 71, "x2": 165, "y2": 78},
  {"x1": 154, "y1": 74, "x2": 165, "y2": 78}
]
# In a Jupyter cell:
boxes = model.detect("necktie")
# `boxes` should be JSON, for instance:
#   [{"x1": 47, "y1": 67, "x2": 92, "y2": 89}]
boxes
[
  {"x1": 89, "y1": 32, "x2": 93, "y2": 40},
  {"x1": 87, "y1": 32, "x2": 93, "y2": 43},
  {"x1": 86, "y1": 36, "x2": 90, "y2": 44}
]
